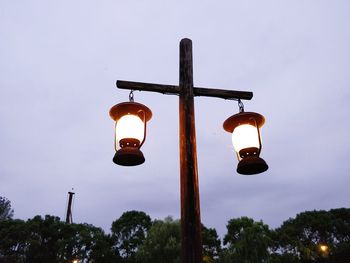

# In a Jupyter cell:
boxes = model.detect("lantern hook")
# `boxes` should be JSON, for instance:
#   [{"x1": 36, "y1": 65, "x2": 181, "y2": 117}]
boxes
[
  {"x1": 238, "y1": 99, "x2": 244, "y2": 113},
  {"x1": 129, "y1": 90, "x2": 134, "y2": 102}
]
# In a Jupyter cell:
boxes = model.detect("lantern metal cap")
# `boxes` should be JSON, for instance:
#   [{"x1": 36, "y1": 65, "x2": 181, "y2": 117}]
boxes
[
  {"x1": 223, "y1": 111, "x2": 265, "y2": 133},
  {"x1": 109, "y1": 101, "x2": 152, "y2": 121}
]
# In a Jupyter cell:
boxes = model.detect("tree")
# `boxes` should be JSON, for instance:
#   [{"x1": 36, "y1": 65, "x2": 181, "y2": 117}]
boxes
[
  {"x1": 202, "y1": 224, "x2": 221, "y2": 262},
  {"x1": 55, "y1": 219, "x2": 118, "y2": 262},
  {"x1": 111, "y1": 210, "x2": 152, "y2": 262},
  {"x1": 136, "y1": 217, "x2": 222, "y2": 263},
  {"x1": 221, "y1": 216, "x2": 272, "y2": 263},
  {"x1": 24, "y1": 215, "x2": 62, "y2": 262},
  {"x1": 0, "y1": 197, "x2": 14, "y2": 220},
  {"x1": 273, "y1": 208, "x2": 350, "y2": 263},
  {"x1": 88, "y1": 231, "x2": 119, "y2": 263},
  {"x1": 0, "y1": 214, "x2": 118, "y2": 263},
  {"x1": 0, "y1": 219, "x2": 27, "y2": 263},
  {"x1": 136, "y1": 216, "x2": 181, "y2": 263}
]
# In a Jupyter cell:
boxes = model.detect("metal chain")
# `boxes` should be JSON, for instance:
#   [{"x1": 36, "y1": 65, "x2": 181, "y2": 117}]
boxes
[
  {"x1": 129, "y1": 90, "x2": 134, "y2": 102},
  {"x1": 238, "y1": 99, "x2": 244, "y2": 112}
]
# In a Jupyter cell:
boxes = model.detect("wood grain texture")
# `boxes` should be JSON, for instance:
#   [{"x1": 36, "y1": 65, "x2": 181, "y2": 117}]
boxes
[
  {"x1": 116, "y1": 80, "x2": 179, "y2": 95},
  {"x1": 179, "y1": 38, "x2": 203, "y2": 263},
  {"x1": 116, "y1": 81, "x2": 253, "y2": 100},
  {"x1": 194, "y1": 86, "x2": 252, "y2": 100}
]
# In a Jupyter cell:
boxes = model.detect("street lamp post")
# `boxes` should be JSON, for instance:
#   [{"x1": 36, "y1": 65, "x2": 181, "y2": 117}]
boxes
[{"x1": 110, "y1": 38, "x2": 268, "y2": 263}]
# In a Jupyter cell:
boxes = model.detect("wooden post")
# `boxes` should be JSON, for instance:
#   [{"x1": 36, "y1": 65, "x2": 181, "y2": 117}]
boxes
[
  {"x1": 179, "y1": 38, "x2": 203, "y2": 263},
  {"x1": 115, "y1": 38, "x2": 256, "y2": 263},
  {"x1": 65, "y1": 191, "x2": 75, "y2": 224},
  {"x1": 116, "y1": 80, "x2": 253, "y2": 100}
]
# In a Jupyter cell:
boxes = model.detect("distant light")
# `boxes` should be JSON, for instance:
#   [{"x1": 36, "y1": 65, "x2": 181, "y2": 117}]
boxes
[
  {"x1": 320, "y1": 245, "x2": 328, "y2": 252},
  {"x1": 72, "y1": 260, "x2": 78, "y2": 263}
]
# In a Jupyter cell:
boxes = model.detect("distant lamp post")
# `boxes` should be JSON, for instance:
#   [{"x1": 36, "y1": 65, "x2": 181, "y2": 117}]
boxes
[
  {"x1": 223, "y1": 100, "x2": 268, "y2": 175},
  {"x1": 109, "y1": 90, "x2": 152, "y2": 166}
]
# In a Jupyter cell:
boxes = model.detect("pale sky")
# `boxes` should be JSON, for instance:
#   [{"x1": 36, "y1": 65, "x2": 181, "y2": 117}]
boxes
[{"x1": 1, "y1": 0, "x2": 349, "y2": 237}]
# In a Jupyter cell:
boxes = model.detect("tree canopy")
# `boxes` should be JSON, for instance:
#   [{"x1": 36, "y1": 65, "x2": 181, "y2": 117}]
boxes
[
  {"x1": 0, "y1": 197, "x2": 349, "y2": 263},
  {"x1": 202, "y1": 224, "x2": 221, "y2": 263},
  {"x1": 0, "y1": 215, "x2": 117, "y2": 263},
  {"x1": 272, "y1": 208, "x2": 350, "y2": 263},
  {"x1": 136, "y1": 216, "x2": 181, "y2": 263},
  {"x1": 111, "y1": 210, "x2": 152, "y2": 261},
  {"x1": 220, "y1": 216, "x2": 272, "y2": 263},
  {"x1": 0, "y1": 196, "x2": 14, "y2": 220}
]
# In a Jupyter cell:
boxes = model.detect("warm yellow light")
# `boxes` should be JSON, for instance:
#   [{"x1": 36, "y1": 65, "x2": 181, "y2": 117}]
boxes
[
  {"x1": 231, "y1": 124, "x2": 260, "y2": 154},
  {"x1": 72, "y1": 260, "x2": 78, "y2": 263},
  {"x1": 320, "y1": 245, "x2": 328, "y2": 252},
  {"x1": 116, "y1": 114, "x2": 144, "y2": 145}
]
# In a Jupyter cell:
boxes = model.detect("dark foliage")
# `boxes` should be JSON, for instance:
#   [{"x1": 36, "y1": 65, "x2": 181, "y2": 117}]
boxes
[
  {"x1": 0, "y1": 197, "x2": 14, "y2": 220},
  {"x1": 0, "y1": 197, "x2": 349, "y2": 263},
  {"x1": 0, "y1": 215, "x2": 117, "y2": 263},
  {"x1": 111, "y1": 210, "x2": 152, "y2": 262},
  {"x1": 271, "y1": 208, "x2": 350, "y2": 263}
]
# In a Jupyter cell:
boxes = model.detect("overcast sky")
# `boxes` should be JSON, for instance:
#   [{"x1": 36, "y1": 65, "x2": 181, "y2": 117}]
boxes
[{"x1": 1, "y1": 0, "x2": 349, "y2": 238}]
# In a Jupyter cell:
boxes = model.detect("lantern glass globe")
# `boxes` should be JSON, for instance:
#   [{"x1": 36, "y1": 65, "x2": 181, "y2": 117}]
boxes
[
  {"x1": 231, "y1": 124, "x2": 260, "y2": 154},
  {"x1": 116, "y1": 114, "x2": 144, "y2": 145}
]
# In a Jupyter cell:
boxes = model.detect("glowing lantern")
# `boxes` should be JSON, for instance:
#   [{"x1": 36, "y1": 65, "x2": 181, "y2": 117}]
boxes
[
  {"x1": 223, "y1": 103, "x2": 268, "y2": 175},
  {"x1": 109, "y1": 99, "x2": 152, "y2": 166}
]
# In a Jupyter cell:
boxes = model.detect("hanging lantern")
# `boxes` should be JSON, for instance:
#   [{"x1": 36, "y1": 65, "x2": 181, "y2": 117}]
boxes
[
  {"x1": 109, "y1": 91, "x2": 152, "y2": 166},
  {"x1": 223, "y1": 100, "x2": 268, "y2": 175}
]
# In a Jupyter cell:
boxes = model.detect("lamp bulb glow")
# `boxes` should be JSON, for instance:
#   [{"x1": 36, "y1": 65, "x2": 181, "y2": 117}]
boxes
[
  {"x1": 231, "y1": 124, "x2": 260, "y2": 154},
  {"x1": 116, "y1": 114, "x2": 144, "y2": 145}
]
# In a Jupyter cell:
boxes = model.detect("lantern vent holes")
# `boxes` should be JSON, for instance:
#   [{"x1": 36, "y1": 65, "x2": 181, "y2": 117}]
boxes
[
  {"x1": 239, "y1": 147, "x2": 259, "y2": 159},
  {"x1": 119, "y1": 138, "x2": 140, "y2": 149},
  {"x1": 114, "y1": 137, "x2": 145, "y2": 166}
]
